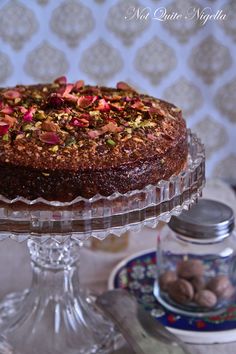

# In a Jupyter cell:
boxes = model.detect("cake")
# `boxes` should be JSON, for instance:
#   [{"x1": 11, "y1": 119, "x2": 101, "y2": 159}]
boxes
[{"x1": 0, "y1": 78, "x2": 187, "y2": 202}]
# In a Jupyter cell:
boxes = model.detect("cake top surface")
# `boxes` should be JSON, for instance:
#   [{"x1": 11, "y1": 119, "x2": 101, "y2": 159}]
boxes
[{"x1": 0, "y1": 77, "x2": 185, "y2": 171}]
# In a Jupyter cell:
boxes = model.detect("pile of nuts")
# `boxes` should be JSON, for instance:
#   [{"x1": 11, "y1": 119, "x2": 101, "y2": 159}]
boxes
[{"x1": 159, "y1": 259, "x2": 235, "y2": 309}]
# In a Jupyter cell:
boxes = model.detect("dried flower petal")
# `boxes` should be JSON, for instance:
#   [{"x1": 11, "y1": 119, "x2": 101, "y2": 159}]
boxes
[
  {"x1": 23, "y1": 107, "x2": 36, "y2": 122},
  {"x1": 63, "y1": 94, "x2": 78, "y2": 103},
  {"x1": 46, "y1": 94, "x2": 64, "y2": 108},
  {"x1": 18, "y1": 106, "x2": 28, "y2": 114},
  {"x1": 148, "y1": 106, "x2": 166, "y2": 117},
  {"x1": 150, "y1": 102, "x2": 166, "y2": 116},
  {"x1": 101, "y1": 122, "x2": 123, "y2": 133},
  {"x1": 87, "y1": 130, "x2": 100, "y2": 139},
  {"x1": 77, "y1": 95, "x2": 98, "y2": 108},
  {"x1": 39, "y1": 132, "x2": 60, "y2": 145},
  {"x1": 131, "y1": 100, "x2": 145, "y2": 110},
  {"x1": 70, "y1": 116, "x2": 89, "y2": 127},
  {"x1": 110, "y1": 102, "x2": 124, "y2": 111},
  {"x1": 0, "y1": 106, "x2": 14, "y2": 114},
  {"x1": 116, "y1": 82, "x2": 136, "y2": 92},
  {"x1": 41, "y1": 120, "x2": 58, "y2": 132},
  {"x1": 2, "y1": 115, "x2": 17, "y2": 128},
  {"x1": 96, "y1": 99, "x2": 110, "y2": 112},
  {"x1": 60, "y1": 84, "x2": 74, "y2": 97},
  {"x1": 3, "y1": 90, "x2": 21, "y2": 99},
  {"x1": 54, "y1": 76, "x2": 67, "y2": 85},
  {"x1": 74, "y1": 80, "x2": 84, "y2": 91},
  {"x1": 0, "y1": 121, "x2": 9, "y2": 135}
]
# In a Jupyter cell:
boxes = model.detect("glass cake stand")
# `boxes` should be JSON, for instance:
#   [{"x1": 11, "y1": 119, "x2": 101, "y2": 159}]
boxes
[{"x1": 0, "y1": 130, "x2": 205, "y2": 354}]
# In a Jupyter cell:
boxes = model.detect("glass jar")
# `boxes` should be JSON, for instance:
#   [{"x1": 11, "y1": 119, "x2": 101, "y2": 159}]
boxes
[{"x1": 154, "y1": 199, "x2": 236, "y2": 317}]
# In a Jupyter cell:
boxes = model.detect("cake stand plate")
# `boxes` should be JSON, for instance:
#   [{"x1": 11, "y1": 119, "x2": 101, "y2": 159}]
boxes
[
  {"x1": 0, "y1": 131, "x2": 205, "y2": 353},
  {"x1": 108, "y1": 249, "x2": 236, "y2": 344}
]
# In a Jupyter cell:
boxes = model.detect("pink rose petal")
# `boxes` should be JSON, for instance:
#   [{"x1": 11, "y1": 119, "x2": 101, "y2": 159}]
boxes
[
  {"x1": 88, "y1": 130, "x2": 100, "y2": 139},
  {"x1": 131, "y1": 100, "x2": 144, "y2": 110},
  {"x1": 101, "y1": 122, "x2": 123, "y2": 133},
  {"x1": 23, "y1": 107, "x2": 36, "y2": 122},
  {"x1": 70, "y1": 116, "x2": 89, "y2": 127},
  {"x1": 77, "y1": 95, "x2": 98, "y2": 108},
  {"x1": 0, "y1": 121, "x2": 9, "y2": 135},
  {"x1": 3, "y1": 90, "x2": 21, "y2": 99},
  {"x1": 63, "y1": 94, "x2": 78, "y2": 103},
  {"x1": 39, "y1": 132, "x2": 60, "y2": 145},
  {"x1": 116, "y1": 82, "x2": 135, "y2": 92},
  {"x1": 3, "y1": 115, "x2": 17, "y2": 128},
  {"x1": 59, "y1": 83, "x2": 74, "y2": 97},
  {"x1": 18, "y1": 106, "x2": 28, "y2": 114},
  {"x1": 46, "y1": 94, "x2": 64, "y2": 108},
  {"x1": 1, "y1": 106, "x2": 14, "y2": 114},
  {"x1": 74, "y1": 80, "x2": 84, "y2": 91},
  {"x1": 110, "y1": 102, "x2": 124, "y2": 111},
  {"x1": 149, "y1": 106, "x2": 165, "y2": 117},
  {"x1": 54, "y1": 76, "x2": 67, "y2": 85},
  {"x1": 96, "y1": 99, "x2": 110, "y2": 112}
]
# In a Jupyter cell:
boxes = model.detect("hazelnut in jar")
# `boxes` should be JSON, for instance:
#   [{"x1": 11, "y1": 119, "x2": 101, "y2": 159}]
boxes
[{"x1": 154, "y1": 199, "x2": 236, "y2": 317}]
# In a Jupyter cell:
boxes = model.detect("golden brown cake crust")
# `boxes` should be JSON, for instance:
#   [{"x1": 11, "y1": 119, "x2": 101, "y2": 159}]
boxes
[{"x1": 0, "y1": 79, "x2": 187, "y2": 201}]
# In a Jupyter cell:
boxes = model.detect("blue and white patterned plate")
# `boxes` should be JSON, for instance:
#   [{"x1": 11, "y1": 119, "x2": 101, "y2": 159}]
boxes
[{"x1": 108, "y1": 249, "x2": 236, "y2": 344}]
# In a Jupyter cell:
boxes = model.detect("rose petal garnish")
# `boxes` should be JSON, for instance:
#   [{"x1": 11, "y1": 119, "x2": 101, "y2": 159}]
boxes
[
  {"x1": 74, "y1": 80, "x2": 84, "y2": 91},
  {"x1": 149, "y1": 106, "x2": 166, "y2": 117},
  {"x1": 63, "y1": 93, "x2": 78, "y2": 103},
  {"x1": 69, "y1": 117, "x2": 89, "y2": 127},
  {"x1": 39, "y1": 132, "x2": 60, "y2": 145},
  {"x1": 131, "y1": 100, "x2": 144, "y2": 110},
  {"x1": 87, "y1": 130, "x2": 100, "y2": 139},
  {"x1": 59, "y1": 83, "x2": 74, "y2": 97},
  {"x1": 77, "y1": 95, "x2": 98, "y2": 108},
  {"x1": 23, "y1": 107, "x2": 36, "y2": 122},
  {"x1": 96, "y1": 99, "x2": 110, "y2": 112},
  {"x1": 2, "y1": 115, "x2": 17, "y2": 128},
  {"x1": 46, "y1": 94, "x2": 64, "y2": 108},
  {"x1": 110, "y1": 102, "x2": 124, "y2": 111},
  {"x1": 54, "y1": 76, "x2": 67, "y2": 85},
  {"x1": 3, "y1": 90, "x2": 21, "y2": 99},
  {"x1": 101, "y1": 122, "x2": 123, "y2": 133},
  {"x1": 18, "y1": 106, "x2": 28, "y2": 114},
  {"x1": 1, "y1": 106, "x2": 14, "y2": 114},
  {"x1": 0, "y1": 121, "x2": 9, "y2": 135},
  {"x1": 41, "y1": 120, "x2": 58, "y2": 132},
  {"x1": 116, "y1": 82, "x2": 136, "y2": 92}
]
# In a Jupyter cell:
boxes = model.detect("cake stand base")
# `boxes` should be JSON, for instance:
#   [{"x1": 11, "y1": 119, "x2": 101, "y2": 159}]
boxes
[{"x1": 0, "y1": 238, "x2": 120, "y2": 354}]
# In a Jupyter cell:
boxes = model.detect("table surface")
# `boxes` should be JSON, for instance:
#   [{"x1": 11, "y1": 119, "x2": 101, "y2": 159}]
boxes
[{"x1": 0, "y1": 179, "x2": 236, "y2": 354}]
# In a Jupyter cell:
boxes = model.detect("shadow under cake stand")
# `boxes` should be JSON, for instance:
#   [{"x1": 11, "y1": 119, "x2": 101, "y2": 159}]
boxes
[{"x1": 0, "y1": 131, "x2": 205, "y2": 354}]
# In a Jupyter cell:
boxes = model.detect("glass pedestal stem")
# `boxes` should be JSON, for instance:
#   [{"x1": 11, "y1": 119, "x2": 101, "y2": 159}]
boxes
[{"x1": 0, "y1": 238, "x2": 116, "y2": 354}]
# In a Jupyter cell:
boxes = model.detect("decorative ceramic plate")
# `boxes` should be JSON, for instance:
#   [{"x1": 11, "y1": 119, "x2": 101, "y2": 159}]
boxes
[{"x1": 108, "y1": 249, "x2": 236, "y2": 344}]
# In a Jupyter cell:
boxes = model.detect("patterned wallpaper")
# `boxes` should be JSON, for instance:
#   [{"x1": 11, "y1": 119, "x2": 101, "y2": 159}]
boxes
[{"x1": 0, "y1": 0, "x2": 235, "y2": 182}]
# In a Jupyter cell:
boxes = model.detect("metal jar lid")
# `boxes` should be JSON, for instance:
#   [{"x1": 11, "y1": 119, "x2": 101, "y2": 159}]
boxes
[{"x1": 169, "y1": 199, "x2": 235, "y2": 240}]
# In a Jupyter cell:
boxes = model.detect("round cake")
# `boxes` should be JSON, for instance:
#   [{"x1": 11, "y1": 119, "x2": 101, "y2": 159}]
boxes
[{"x1": 0, "y1": 78, "x2": 187, "y2": 202}]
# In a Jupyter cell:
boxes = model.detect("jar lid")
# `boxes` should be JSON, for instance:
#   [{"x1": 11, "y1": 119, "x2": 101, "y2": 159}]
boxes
[{"x1": 169, "y1": 199, "x2": 235, "y2": 240}]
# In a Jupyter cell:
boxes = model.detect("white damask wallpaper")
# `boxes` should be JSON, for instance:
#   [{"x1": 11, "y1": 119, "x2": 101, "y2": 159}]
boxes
[{"x1": 0, "y1": 0, "x2": 235, "y2": 182}]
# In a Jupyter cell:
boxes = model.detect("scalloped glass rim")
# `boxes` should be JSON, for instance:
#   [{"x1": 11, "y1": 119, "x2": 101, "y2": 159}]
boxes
[{"x1": 0, "y1": 129, "x2": 204, "y2": 207}]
